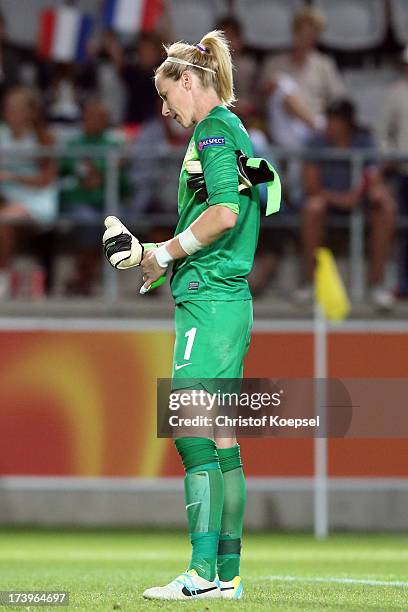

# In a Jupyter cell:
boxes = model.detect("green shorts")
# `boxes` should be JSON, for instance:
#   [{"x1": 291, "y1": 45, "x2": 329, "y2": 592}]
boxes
[{"x1": 171, "y1": 300, "x2": 253, "y2": 392}]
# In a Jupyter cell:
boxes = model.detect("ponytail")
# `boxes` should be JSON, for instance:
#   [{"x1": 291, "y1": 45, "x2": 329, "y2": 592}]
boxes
[{"x1": 155, "y1": 30, "x2": 236, "y2": 107}]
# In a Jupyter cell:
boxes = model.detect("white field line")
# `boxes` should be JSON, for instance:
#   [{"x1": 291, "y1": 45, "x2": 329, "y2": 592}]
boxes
[
  {"x1": 1, "y1": 550, "x2": 407, "y2": 588},
  {"x1": 256, "y1": 575, "x2": 408, "y2": 588},
  {"x1": 1, "y1": 551, "x2": 408, "y2": 562}
]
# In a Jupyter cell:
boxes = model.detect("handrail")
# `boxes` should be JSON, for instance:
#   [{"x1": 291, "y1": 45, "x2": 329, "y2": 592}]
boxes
[
  {"x1": 1, "y1": 144, "x2": 407, "y2": 301},
  {"x1": 1, "y1": 143, "x2": 408, "y2": 161}
]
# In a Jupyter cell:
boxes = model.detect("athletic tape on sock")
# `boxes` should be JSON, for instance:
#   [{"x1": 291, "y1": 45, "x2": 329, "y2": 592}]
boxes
[
  {"x1": 175, "y1": 437, "x2": 219, "y2": 472},
  {"x1": 218, "y1": 537, "x2": 242, "y2": 555},
  {"x1": 217, "y1": 444, "x2": 242, "y2": 473}
]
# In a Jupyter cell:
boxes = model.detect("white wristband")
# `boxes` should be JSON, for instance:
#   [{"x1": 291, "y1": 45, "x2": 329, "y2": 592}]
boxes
[
  {"x1": 178, "y1": 227, "x2": 203, "y2": 255},
  {"x1": 154, "y1": 244, "x2": 173, "y2": 268}
]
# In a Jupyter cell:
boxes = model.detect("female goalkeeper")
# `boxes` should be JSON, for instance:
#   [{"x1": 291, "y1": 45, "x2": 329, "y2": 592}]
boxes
[{"x1": 103, "y1": 30, "x2": 278, "y2": 601}]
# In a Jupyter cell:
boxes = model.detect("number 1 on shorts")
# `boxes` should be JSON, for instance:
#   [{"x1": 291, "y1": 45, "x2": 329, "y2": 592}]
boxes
[{"x1": 184, "y1": 327, "x2": 197, "y2": 360}]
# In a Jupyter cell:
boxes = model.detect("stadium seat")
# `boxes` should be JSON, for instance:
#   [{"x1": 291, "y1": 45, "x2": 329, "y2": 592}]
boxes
[
  {"x1": 390, "y1": 0, "x2": 408, "y2": 45},
  {"x1": 342, "y1": 67, "x2": 398, "y2": 130},
  {"x1": 1, "y1": 0, "x2": 100, "y2": 46},
  {"x1": 312, "y1": 0, "x2": 387, "y2": 50},
  {"x1": 232, "y1": 0, "x2": 305, "y2": 50},
  {"x1": 167, "y1": 0, "x2": 228, "y2": 43}
]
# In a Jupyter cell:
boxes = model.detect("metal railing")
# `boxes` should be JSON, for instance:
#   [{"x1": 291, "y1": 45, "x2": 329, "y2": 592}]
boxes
[{"x1": 1, "y1": 144, "x2": 407, "y2": 301}]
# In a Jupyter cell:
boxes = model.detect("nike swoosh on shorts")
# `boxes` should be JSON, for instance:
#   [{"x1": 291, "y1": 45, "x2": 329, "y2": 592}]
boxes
[{"x1": 174, "y1": 362, "x2": 192, "y2": 370}]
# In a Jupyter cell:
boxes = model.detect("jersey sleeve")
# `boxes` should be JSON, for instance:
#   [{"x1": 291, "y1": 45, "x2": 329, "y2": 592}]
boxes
[{"x1": 194, "y1": 116, "x2": 240, "y2": 214}]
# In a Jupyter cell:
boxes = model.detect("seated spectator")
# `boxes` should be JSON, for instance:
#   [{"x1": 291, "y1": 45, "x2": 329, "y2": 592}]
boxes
[
  {"x1": 298, "y1": 99, "x2": 396, "y2": 311},
  {"x1": 60, "y1": 99, "x2": 125, "y2": 295},
  {"x1": 216, "y1": 16, "x2": 257, "y2": 121},
  {"x1": 83, "y1": 30, "x2": 126, "y2": 124},
  {"x1": 96, "y1": 30, "x2": 163, "y2": 126},
  {"x1": 264, "y1": 72, "x2": 325, "y2": 148},
  {"x1": 45, "y1": 63, "x2": 83, "y2": 124},
  {"x1": 378, "y1": 46, "x2": 408, "y2": 296},
  {"x1": 244, "y1": 124, "x2": 284, "y2": 297},
  {"x1": 261, "y1": 6, "x2": 345, "y2": 145},
  {"x1": 0, "y1": 86, "x2": 57, "y2": 298}
]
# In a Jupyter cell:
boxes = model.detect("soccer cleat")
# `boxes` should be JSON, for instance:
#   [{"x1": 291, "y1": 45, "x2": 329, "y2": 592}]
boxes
[
  {"x1": 142, "y1": 569, "x2": 221, "y2": 600},
  {"x1": 217, "y1": 575, "x2": 244, "y2": 599}
]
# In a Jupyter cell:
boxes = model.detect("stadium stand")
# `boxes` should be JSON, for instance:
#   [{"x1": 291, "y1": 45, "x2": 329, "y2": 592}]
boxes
[
  {"x1": 312, "y1": 0, "x2": 387, "y2": 50},
  {"x1": 389, "y1": 0, "x2": 408, "y2": 46},
  {"x1": 233, "y1": 0, "x2": 304, "y2": 50},
  {"x1": 0, "y1": 0, "x2": 100, "y2": 47},
  {"x1": 343, "y1": 67, "x2": 398, "y2": 129},
  {"x1": 0, "y1": 0, "x2": 407, "y2": 311},
  {"x1": 167, "y1": 0, "x2": 228, "y2": 44}
]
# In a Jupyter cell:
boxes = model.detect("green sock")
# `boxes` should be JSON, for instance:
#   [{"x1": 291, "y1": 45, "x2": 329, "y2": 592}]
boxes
[
  {"x1": 175, "y1": 437, "x2": 224, "y2": 581},
  {"x1": 217, "y1": 444, "x2": 246, "y2": 581}
]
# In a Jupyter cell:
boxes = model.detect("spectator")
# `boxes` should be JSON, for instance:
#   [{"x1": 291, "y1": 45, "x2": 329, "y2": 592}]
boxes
[
  {"x1": 0, "y1": 86, "x2": 57, "y2": 297},
  {"x1": 84, "y1": 30, "x2": 126, "y2": 124},
  {"x1": 263, "y1": 72, "x2": 325, "y2": 148},
  {"x1": 378, "y1": 46, "x2": 408, "y2": 296},
  {"x1": 298, "y1": 99, "x2": 396, "y2": 311},
  {"x1": 60, "y1": 99, "x2": 125, "y2": 295},
  {"x1": 45, "y1": 63, "x2": 83, "y2": 124},
  {"x1": 99, "y1": 30, "x2": 163, "y2": 125},
  {"x1": 261, "y1": 6, "x2": 345, "y2": 145},
  {"x1": 0, "y1": 11, "x2": 23, "y2": 104},
  {"x1": 216, "y1": 16, "x2": 257, "y2": 121}
]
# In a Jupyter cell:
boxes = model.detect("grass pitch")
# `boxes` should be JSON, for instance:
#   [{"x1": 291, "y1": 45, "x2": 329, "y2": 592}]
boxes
[{"x1": 0, "y1": 529, "x2": 407, "y2": 610}]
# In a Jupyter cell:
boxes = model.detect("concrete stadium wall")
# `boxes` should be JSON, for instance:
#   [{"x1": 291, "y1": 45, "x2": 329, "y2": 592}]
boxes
[{"x1": 1, "y1": 478, "x2": 407, "y2": 531}]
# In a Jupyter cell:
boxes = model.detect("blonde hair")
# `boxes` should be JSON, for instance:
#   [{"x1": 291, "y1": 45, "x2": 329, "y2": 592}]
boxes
[
  {"x1": 293, "y1": 7, "x2": 325, "y2": 33},
  {"x1": 155, "y1": 30, "x2": 236, "y2": 107},
  {"x1": 4, "y1": 86, "x2": 54, "y2": 145}
]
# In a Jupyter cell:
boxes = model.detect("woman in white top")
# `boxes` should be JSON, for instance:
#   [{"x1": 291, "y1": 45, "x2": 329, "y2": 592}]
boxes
[{"x1": 0, "y1": 87, "x2": 57, "y2": 291}]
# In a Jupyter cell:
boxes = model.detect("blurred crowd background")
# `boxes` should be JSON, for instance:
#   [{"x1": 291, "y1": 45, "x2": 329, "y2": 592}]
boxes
[{"x1": 0, "y1": 0, "x2": 408, "y2": 311}]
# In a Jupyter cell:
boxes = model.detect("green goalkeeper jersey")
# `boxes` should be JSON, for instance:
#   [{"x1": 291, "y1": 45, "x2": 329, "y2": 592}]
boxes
[{"x1": 170, "y1": 105, "x2": 260, "y2": 304}]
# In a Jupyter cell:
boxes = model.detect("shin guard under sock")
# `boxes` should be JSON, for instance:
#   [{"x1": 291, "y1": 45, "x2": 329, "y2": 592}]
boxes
[{"x1": 175, "y1": 437, "x2": 224, "y2": 581}]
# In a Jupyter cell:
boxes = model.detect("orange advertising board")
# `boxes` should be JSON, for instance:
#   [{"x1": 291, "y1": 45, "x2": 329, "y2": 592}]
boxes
[{"x1": 0, "y1": 326, "x2": 406, "y2": 477}]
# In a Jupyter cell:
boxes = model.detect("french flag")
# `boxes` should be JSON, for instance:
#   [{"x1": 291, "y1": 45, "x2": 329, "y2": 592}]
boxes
[
  {"x1": 103, "y1": 0, "x2": 163, "y2": 34},
  {"x1": 38, "y1": 7, "x2": 93, "y2": 63}
]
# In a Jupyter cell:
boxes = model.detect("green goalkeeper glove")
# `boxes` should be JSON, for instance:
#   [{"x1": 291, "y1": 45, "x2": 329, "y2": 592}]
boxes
[
  {"x1": 236, "y1": 150, "x2": 281, "y2": 215},
  {"x1": 185, "y1": 150, "x2": 281, "y2": 215}
]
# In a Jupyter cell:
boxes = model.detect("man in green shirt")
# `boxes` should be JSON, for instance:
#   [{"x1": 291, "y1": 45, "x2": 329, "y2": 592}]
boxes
[
  {"x1": 61, "y1": 100, "x2": 123, "y2": 294},
  {"x1": 61, "y1": 100, "x2": 118, "y2": 212}
]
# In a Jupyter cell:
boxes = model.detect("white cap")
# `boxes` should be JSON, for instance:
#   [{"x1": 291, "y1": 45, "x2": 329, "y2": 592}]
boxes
[{"x1": 402, "y1": 45, "x2": 408, "y2": 63}]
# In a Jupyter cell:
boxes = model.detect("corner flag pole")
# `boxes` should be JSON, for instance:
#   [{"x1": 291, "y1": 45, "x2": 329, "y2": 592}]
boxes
[
  {"x1": 314, "y1": 300, "x2": 328, "y2": 539},
  {"x1": 313, "y1": 248, "x2": 351, "y2": 539}
]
